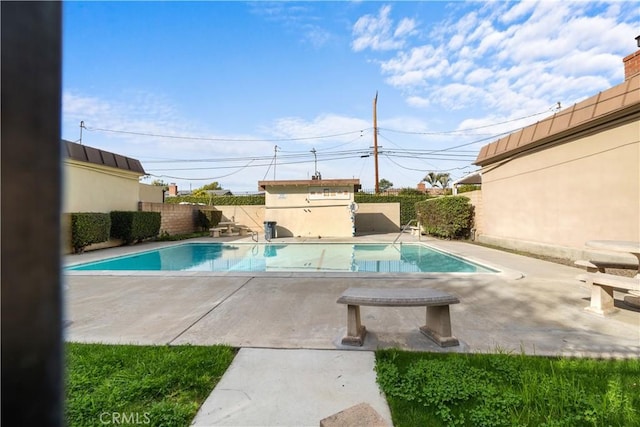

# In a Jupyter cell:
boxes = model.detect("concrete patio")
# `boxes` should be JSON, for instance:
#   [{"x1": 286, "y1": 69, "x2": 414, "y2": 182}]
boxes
[{"x1": 64, "y1": 233, "x2": 640, "y2": 426}]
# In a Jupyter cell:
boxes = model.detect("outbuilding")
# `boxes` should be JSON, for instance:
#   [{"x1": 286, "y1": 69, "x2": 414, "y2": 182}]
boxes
[{"x1": 258, "y1": 179, "x2": 361, "y2": 238}]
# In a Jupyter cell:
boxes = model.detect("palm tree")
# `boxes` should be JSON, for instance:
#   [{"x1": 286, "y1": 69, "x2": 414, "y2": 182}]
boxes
[
  {"x1": 436, "y1": 173, "x2": 451, "y2": 189},
  {"x1": 423, "y1": 171, "x2": 439, "y2": 188}
]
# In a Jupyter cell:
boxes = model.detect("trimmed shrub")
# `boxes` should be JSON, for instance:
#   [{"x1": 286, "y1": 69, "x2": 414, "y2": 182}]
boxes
[
  {"x1": 166, "y1": 195, "x2": 265, "y2": 205},
  {"x1": 398, "y1": 187, "x2": 424, "y2": 195},
  {"x1": 415, "y1": 196, "x2": 474, "y2": 239},
  {"x1": 110, "y1": 211, "x2": 161, "y2": 244},
  {"x1": 457, "y1": 184, "x2": 481, "y2": 194},
  {"x1": 197, "y1": 209, "x2": 222, "y2": 230},
  {"x1": 70, "y1": 213, "x2": 111, "y2": 253},
  {"x1": 355, "y1": 194, "x2": 431, "y2": 226}
]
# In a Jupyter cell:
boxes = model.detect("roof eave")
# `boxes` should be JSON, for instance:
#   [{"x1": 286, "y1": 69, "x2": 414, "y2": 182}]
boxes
[{"x1": 474, "y1": 103, "x2": 640, "y2": 167}]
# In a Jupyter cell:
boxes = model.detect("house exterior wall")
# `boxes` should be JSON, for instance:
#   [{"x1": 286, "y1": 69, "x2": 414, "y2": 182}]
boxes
[
  {"x1": 63, "y1": 159, "x2": 141, "y2": 212},
  {"x1": 461, "y1": 190, "x2": 483, "y2": 237},
  {"x1": 354, "y1": 203, "x2": 400, "y2": 233},
  {"x1": 478, "y1": 120, "x2": 639, "y2": 259},
  {"x1": 215, "y1": 205, "x2": 265, "y2": 233},
  {"x1": 263, "y1": 184, "x2": 356, "y2": 237},
  {"x1": 139, "y1": 184, "x2": 164, "y2": 203}
]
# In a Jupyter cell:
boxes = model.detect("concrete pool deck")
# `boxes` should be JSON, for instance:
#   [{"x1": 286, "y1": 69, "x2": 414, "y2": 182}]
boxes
[{"x1": 64, "y1": 233, "x2": 640, "y2": 426}]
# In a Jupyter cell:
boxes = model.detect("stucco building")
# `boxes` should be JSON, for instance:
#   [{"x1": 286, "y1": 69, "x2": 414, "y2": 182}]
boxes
[
  {"x1": 258, "y1": 179, "x2": 362, "y2": 238},
  {"x1": 63, "y1": 139, "x2": 162, "y2": 213},
  {"x1": 473, "y1": 46, "x2": 640, "y2": 260}
]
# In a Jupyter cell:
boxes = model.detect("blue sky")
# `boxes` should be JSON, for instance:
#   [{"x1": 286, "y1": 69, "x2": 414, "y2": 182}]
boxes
[{"x1": 62, "y1": 1, "x2": 639, "y2": 193}]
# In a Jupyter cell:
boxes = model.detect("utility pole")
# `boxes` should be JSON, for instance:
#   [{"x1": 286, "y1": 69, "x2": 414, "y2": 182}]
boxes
[
  {"x1": 79, "y1": 120, "x2": 84, "y2": 144},
  {"x1": 273, "y1": 145, "x2": 279, "y2": 180},
  {"x1": 311, "y1": 147, "x2": 318, "y2": 178},
  {"x1": 373, "y1": 91, "x2": 380, "y2": 194}
]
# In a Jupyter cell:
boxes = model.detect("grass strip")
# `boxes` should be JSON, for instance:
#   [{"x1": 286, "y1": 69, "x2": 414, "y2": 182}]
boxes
[
  {"x1": 65, "y1": 343, "x2": 236, "y2": 427},
  {"x1": 376, "y1": 349, "x2": 640, "y2": 427}
]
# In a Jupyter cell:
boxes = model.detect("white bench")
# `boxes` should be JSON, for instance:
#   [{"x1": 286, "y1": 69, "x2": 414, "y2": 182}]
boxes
[
  {"x1": 575, "y1": 259, "x2": 638, "y2": 273},
  {"x1": 336, "y1": 287, "x2": 460, "y2": 347},
  {"x1": 234, "y1": 226, "x2": 251, "y2": 236},
  {"x1": 583, "y1": 272, "x2": 640, "y2": 316},
  {"x1": 209, "y1": 227, "x2": 226, "y2": 238}
]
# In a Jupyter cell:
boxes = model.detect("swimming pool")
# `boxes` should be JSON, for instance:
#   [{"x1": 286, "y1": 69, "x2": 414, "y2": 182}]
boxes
[{"x1": 67, "y1": 243, "x2": 498, "y2": 273}]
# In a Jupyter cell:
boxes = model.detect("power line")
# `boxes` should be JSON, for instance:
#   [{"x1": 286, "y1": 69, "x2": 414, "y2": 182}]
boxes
[
  {"x1": 379, "y1": 104, "x2": 560, "y2": 135},
  {"x1": 83, "y1": 123, "x2": 370, "y2": 143},
  {"x1": 149, "y1": 159, "x2": 256, "y2": 181},
  {"x1": 142, "y1": 148, "x2": 370, "y2": 164},
  {"x1": 147, "y1": 152, "x2": 370, "y2": 175}
]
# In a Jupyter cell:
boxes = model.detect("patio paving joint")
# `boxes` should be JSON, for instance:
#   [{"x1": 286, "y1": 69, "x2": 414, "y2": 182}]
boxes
[{"x1": 167, "y1": 276, "x2": 255, "y2": 345}]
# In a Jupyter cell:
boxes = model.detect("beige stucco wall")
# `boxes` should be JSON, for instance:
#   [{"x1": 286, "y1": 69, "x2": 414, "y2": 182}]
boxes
[
  {"x1": 139, "y1": 184, "x2": 164, "y2": 203},
  {"x1": 355, "y1": 203, "x2": 400, "y2": 233},
  {"x1": 479, "y1": 120, "x2": 639, "y2": 258},
  {"x1": 63, "y1": 160, "x2": 142, "y2": 212},
  {"x1": 215, "y1": 205, "x2": 266, "y2": 233},
  {"x1": 264, "y1": 185, "x2": 355, "y2": 237},
  {"x1": 461, "y1": 190, "x2": 483, "y2": 236}
]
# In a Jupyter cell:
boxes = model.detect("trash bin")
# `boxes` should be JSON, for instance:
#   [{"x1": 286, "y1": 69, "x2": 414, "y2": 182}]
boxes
[{"x1": 263, "y1": 221, "x2": 277, "y2": 240}]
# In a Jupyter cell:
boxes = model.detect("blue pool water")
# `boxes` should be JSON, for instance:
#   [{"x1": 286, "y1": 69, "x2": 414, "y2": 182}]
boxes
[{"x1": 67, "y1": 243, "x2": 497, "y2": 273}]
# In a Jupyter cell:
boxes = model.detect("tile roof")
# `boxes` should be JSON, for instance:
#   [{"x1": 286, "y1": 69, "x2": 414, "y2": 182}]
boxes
[
  {"x1": 475, "y1": 74, "x2": 640, "y2": 166},
  {"x1": 63, "y1": 139, "x2": 146, "y2": 175},
  {"x1": 258, "y1": 179, "x2": 361, "y2": 191}
]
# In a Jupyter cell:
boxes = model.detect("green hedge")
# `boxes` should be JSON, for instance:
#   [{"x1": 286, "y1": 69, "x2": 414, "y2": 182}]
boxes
[
  {"x1": 415, "y1": 196, "x2": 474, "y2": 239},
  {"x1": 70, "y1": 213, "x2": 111, "y2": 253},
  {"x1": 457, "y1": 184, "x2": 481, "y2": 194},
  {"x1": 110, "y1": 211, "x2": 161, "y2": 244},
  {"x1": 197, "y1": 210, "x2": 223, "y2": 230},
  {"x1": 355, "y1": 194, "x2": 431, "y2": 226},
  {"x1": 166, "y1": 195, "x2": 265, "y2": 205}
]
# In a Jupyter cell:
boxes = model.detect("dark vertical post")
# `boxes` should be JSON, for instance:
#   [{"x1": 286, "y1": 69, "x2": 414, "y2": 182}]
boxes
[{"x1": 1, "y1": 2, "x2": 63, "y2": 426}]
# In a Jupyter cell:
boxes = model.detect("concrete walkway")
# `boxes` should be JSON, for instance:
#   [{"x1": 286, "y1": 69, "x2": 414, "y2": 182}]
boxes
[{"x1": 64, "y1": 233, "x2": 640, "y2": 426}]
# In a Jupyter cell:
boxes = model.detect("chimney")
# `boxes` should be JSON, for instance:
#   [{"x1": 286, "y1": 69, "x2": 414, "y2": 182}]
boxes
[
  {"x1": 168, "y1": 183, "x2": 178, "y2": 196},
  {"x1": 417, "y1": 182, "x2": 426, "y2": 193},
  {"x1": 622, "y1": 35, "x2": 640, "y2": 81}
]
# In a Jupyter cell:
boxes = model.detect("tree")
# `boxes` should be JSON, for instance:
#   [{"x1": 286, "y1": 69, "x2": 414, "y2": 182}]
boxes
[
  {"x1": 378, "y1": 178, "x2": 393, "y2": 192},
  {"x1": 149, "y1": 179, "x2": 169, "y2": 191},
  {"x1": 436, "y1": 173, "x2": 451, "y2": 189},
  {"x1": 422, "y1": 172, "x2": 451, "y2": 189},
  {"x1": 398, "y1": 187, "x2": 423, "y2": 195},
  {"x1": 423, "y1": 172, "x2": 439, "y2": 188},
  {"x1": 193, "y1": 182, "x2": 222, "y2": 196}
]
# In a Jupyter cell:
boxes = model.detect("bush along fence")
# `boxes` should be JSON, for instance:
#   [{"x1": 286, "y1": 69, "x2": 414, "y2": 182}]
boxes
[
  {"x1": 196, "y1": 209, "x2": 223, "y2": 231},
  {"x1": 110, "y1": 211, "x2": 162, "y2": 245},
  {"x1": 70, "y1": 213, "x2": 111, "y2": 253},
  {"x1": 165, "y1": 194, "x2": 265, "y2": 205},
  {"x1": 69, "y1": 211, "x2": 163, "y2": 253},
  {"x1": 415, "y1": 196, "x2": 474, "y2": 239}
]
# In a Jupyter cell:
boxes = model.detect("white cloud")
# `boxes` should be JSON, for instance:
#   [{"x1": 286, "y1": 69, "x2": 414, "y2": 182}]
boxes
[
  {"x1": 499, "y1": 1, "x2": 536, "y2": 24},
  {"x1": 394, "y1": 17, "x2": 417, "y2": 38},
  {"x1": 359, "y1": 1, "x2": 639, "y2": 121},
  {"x1": 465, "y1": 67, "x2": 493, "y2": 85},
  {"x1": 405, "y1": 96, "x2": 430, "y2": 108},
  {"x1": 351, "y1": 4, "x2": 416, "y2": 52},
  {"x1": 265, "y1": 113, "x2": 370, "y2": 145}
]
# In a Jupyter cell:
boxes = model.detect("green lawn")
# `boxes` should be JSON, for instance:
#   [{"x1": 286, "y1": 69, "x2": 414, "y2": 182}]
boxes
[
  {"x1": 375, "y1": 349, "x2": 640, "y2": 427},
  {"x1": 65, "y1": 343, "x2": 236, "y2": 427}
]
